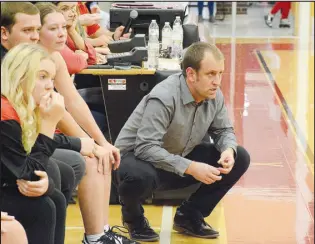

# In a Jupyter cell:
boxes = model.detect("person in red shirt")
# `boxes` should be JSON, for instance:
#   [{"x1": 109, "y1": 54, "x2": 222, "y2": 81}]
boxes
[
  {"x1": 264, "y1": 2, "x2": 291, "y2": 28},
  {"x1": 77, "y1": 1, "x2": 131, "y2": 48},
  {"x1": 35, "y1": 3, "x2": 139, "y2": 243},
  {"x1": 1, "y1": 43, "x2": 68, "y2": 244},
  {"x1": 55, "y1": 2, "x2": 99, "y2": 74}
]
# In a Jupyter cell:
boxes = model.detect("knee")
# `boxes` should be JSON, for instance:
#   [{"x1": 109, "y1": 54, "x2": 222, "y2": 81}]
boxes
[
  {"x1": 235, "y1": 146, "x2": 251, "y2": 173},
  {"x1": 85, "y1": 157, "x2": 111, "y2": 176},
  {"x1": 38, "y1": 197, "x2": 57, "y2": 224},
  {"x1": 70, "y1": 151, "x2": 86, "y2": 183},
  {"x1": 1, "y1": 219, "x2": 28, "y2": 244},
  {"x1": 51, "y1": 190, "x2": 67, "y2": 210},
  {"x1": 117, "y1": 167, "x2": 157, "y2": 197}
]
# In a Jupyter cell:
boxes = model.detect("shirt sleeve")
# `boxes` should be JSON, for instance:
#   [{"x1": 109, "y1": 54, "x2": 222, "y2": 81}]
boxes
[
  {"x1": 77, "y1": 2, "x2": 101, "y2": 36},
  {"x1": 207, "y1": 89, "x2": 238, "y2": 155},
  {"x1": 1, "y1": 120, "x2": 59, "y2": 182},
  {"x1": 134, "y1": 98, "x2": 192, "y2": 176},
  {"x1": 53, "y1": 134, "x2": 81, "y2": 152},
  {"x1": 66, "y1": 36, "x2": 97, "y2": 65},
  {"x1": 85, "y1": 40, "x2": 97, "y2": 65},
  {"x1": 86, "y1": 24, "x2": 101, "y2": 37},
  {"x1": 59, "y1": 45, "x2": 88, "y2": 75}
]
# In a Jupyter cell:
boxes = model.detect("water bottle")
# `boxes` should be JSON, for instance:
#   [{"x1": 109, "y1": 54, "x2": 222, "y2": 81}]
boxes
[
  {"x1": 171, "y1": 17, "x2": 183, "y2": 59},
  {"x1": 148, "y1": 20, "x2": 159, "y2": 69},
  {"x1": 173, "y1": 16, "x2": 182, "y2": 26},
  {"x1": 161, "y1": 22, "x2": 172, "y2": 57},
  {"x1": 149, "y1": 19, "x2": 159, "y2": 41}
]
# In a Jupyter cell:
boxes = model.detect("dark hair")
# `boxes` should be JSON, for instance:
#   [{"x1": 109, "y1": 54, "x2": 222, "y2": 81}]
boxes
[
  {"x1": 1, "y1": 2, "x2": 39, "y2": 31},
  {"x1": 181, "y1": 42, "x2": 224, "y2": 77},
  {"x1": 34, "y1": 2, "x2": 62, "y2": 25}
]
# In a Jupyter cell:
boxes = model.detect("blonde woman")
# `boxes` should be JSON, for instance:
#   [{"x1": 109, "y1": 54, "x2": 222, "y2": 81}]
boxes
[{"x1": 1, "y1": 43, "x2": 68, "y2": 243}]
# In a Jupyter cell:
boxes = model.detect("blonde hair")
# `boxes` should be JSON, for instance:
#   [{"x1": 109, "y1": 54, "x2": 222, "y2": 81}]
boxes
[{"x1": 1, "y1": 43, "x2": 52, "y2": 153}]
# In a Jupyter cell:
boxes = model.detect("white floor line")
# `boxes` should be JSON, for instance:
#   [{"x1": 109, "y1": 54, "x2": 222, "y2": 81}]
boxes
[{"x1": 159, "y1": 206, "x2": 173, "y2": 244}]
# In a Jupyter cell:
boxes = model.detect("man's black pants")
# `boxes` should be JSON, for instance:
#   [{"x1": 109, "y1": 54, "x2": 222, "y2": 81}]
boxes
[{"x1": 114, "y1": 143, "x2": 250, "y2": 222}]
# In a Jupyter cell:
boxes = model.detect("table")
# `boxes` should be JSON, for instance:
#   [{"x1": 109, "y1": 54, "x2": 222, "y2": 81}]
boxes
[{"x1": 78, "y1": 61, "x2": 180, "y2": 143}]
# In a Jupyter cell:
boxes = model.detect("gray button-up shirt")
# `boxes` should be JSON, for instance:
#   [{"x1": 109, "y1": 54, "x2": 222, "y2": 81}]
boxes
[{"x1": 115, "y1": 73, "x2": 237, "y2": 176}]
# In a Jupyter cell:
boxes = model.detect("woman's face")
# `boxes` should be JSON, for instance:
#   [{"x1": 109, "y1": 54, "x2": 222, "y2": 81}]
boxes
[
  {"x1": 39, "y1": 12, "x2": 67, "y2": 52},
  {"x1": 57, "y1": 2, "x2": 77, "y2": 27},
  {"x1": 32, "y1": 58, "x2": 56, "y2": 105}
]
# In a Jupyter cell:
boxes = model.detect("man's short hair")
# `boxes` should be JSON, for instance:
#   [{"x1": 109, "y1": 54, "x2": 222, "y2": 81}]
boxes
[
  {"x1": 181, "y1": 42, "x2": 224, "y2": 76},
  {"x1": 1, "y1": 2, "x2": 39, "y2": 31}
]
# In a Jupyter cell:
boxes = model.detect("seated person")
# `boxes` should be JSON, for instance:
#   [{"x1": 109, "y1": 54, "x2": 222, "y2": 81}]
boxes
[
  {"x1": 23, "y1": 2, "x2": 119, "y2": 165},
  {"x1": 1, "y1": 212, "x2": 28, "y2": 244},
  {"x1": 114, "y1": 42, "x2": 251, "y2": 242},
  {"x1": 1, "y1": 43, "x2": 68, "y2": 244},
  {"x1": 35, "y1": 3, "x2": 138, "y2": 243},
  {"x1": 77, "y1": 1, "x2": 131, "y2": 49},
  {"x1": 86, "y1": 1, "x2": 110, "y2": 30},
  {"x1": 0, "y1": 1, "x2": 85, "y2": 205},
  {"x1": 54, "y1": 1, "x2": 107, "y2": 74}
]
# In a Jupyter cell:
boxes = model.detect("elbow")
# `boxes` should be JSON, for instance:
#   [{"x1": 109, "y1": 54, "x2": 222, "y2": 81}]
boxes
[
  {"x1": 69, "y1": 62, "x2": 88, "y2": 74},
  {"x1": 134, "y1": 144, "x2": 144, "y2": 158},
  {"x1": 134, "y1": 142, "x2": 152, "y2": 160}
]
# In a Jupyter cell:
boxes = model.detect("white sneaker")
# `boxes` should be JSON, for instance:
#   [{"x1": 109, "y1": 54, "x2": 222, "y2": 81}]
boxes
[
  {"x1": 105, "y1": 226, "x2": 140, "y2": 244},
  {"x1": 279, "y1": 19, "x2": 290, "y2": 28},
  {"x1": 82, "y1": 234, "x2": 115, "y2": 244},
  {"x1": 264, "y1": 14, "x2": 274, "y2": 28}
]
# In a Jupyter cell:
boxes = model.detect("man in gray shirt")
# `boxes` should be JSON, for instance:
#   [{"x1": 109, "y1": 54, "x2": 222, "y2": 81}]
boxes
[{"x1": 114, "y1": 42, "x2": 250, "y2": 242}]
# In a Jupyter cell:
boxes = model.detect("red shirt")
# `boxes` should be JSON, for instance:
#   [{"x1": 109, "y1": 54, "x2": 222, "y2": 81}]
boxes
[
  {"x1": 77, "y1": 2, "x2": 101, "y2": 36},
  {"x1": 59, "y1": 35, "x2": 97, "y2": 75}
]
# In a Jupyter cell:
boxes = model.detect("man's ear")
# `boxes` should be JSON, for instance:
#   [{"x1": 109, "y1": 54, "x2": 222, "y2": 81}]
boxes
[
  {"x1": 186, "y1": 67, "x2": 196, "y2": 82},
  {"x1": 1, "y1": 26, "x2": 10, "y2": 42}
]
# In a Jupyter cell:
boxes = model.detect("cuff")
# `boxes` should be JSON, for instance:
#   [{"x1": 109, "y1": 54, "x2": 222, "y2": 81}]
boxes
[
  {"x1": 67, "y1": 136, "x2": 82, "y2": 152},
  {"x1": 176, "y1": 157, "x2": 193, "y2": 177}
]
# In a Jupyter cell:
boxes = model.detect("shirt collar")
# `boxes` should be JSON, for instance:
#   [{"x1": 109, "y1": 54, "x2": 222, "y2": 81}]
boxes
[
  {"x1": 180, "y1": 74, "x2": 195, "y2": 105},
  {"x1": 180, "y1": 74, "x2": 209, "y2": 106}
]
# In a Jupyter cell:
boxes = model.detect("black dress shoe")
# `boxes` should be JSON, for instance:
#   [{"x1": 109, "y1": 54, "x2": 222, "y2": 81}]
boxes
[
  {"x1": 173, "y1": 208, "x2": 219, "y2": 239},
  {"x1": 123, "y1": 216, "x2": 159, "y2": 242}
]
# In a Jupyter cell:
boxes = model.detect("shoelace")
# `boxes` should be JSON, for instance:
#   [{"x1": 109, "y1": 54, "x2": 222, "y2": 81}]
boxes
[
  {"x1": 95, "y1": 232, "x2": 121, "y2": 244},
  {"x1": 110, "y1": 225, "x2": 132, "y2": 241}
]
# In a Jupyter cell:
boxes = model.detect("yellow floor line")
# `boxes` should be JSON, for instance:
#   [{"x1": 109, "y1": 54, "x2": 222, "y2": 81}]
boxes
[
  {"x1": 255, "y1": 51, "x2": 314, "y2": 175},
  {"x1": 216, "y1": 202, "x2": 228, "y2": 244}
]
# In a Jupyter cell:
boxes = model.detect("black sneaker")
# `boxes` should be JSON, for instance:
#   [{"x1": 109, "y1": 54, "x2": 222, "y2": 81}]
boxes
[
  {"x1": 173, "y1": 208, "x2": 219, "y2": 239},
  {"x1": 123, "y1": 217, "x2": 159, "y2": 242}
]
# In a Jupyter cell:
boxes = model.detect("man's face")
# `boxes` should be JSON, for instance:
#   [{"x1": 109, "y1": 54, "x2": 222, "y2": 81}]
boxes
[
  {"x1": 1, "y1": 13, "x2": 41, "y2": 49},
  {"x1": 190, "y1": 52, "x2": 224, "y2": 101}
]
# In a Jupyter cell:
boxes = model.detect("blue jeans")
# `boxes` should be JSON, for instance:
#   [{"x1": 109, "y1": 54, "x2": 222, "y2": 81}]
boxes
[{"x1": 198, "y1": 1, "x2": 214, "y2": 17}]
